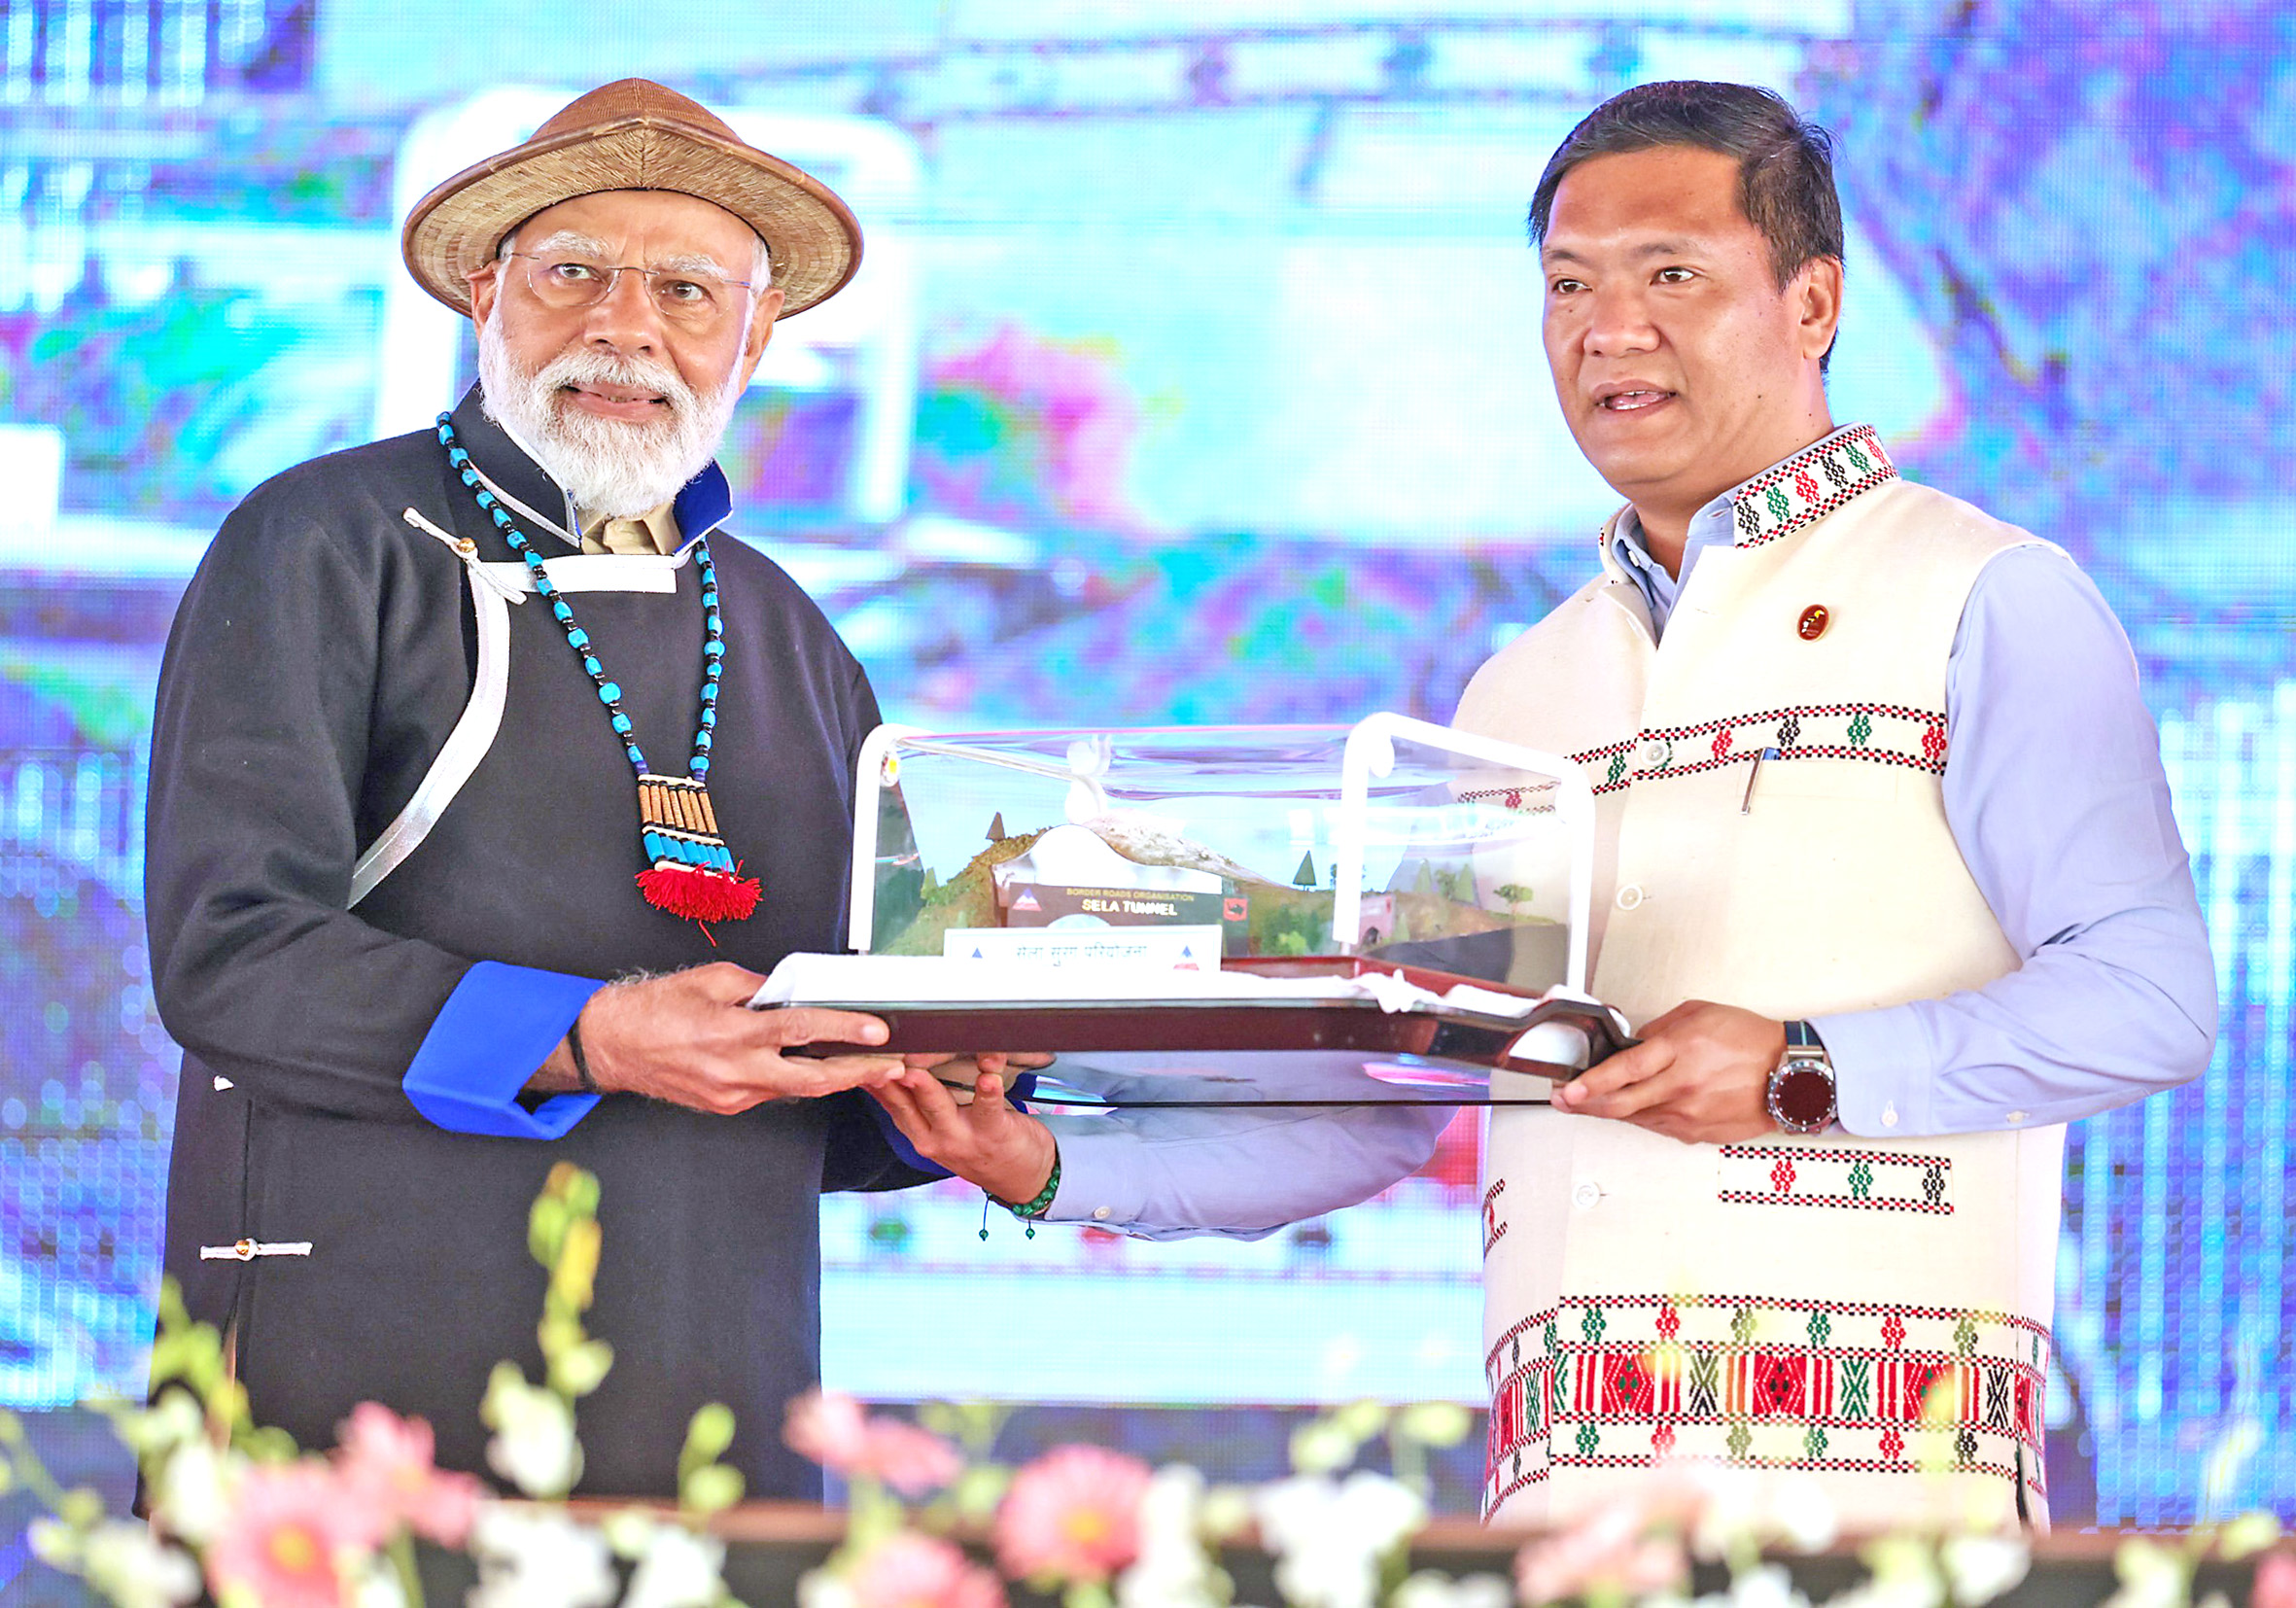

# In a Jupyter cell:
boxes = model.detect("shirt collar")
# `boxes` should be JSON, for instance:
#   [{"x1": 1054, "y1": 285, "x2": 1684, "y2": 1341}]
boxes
[
  {"x1": 452, "y1": 383, "x2": 737, "y2": 554},
  {"x1": 578, "y1": 504, "x2": 684, "y2": 556},
  {"x1": 1605, "y1": 496, "x2": 1739, "y2": 622}
]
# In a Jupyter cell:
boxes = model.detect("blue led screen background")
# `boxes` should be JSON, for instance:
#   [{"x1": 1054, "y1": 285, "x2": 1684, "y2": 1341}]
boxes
[{"x1": 1, "y1": 0, "x2": 2291, "y2": 1525}]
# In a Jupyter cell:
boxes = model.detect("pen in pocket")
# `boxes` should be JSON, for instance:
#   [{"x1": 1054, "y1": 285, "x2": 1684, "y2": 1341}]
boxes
[{"x1": 1741, "y1": 747, "x2": 1782, "y2": 815}]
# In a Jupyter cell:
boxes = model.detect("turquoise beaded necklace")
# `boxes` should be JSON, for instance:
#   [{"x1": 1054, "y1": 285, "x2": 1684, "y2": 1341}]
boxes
[{"x1": 437, "y1": 412, "x2": 759, "y2": 926}]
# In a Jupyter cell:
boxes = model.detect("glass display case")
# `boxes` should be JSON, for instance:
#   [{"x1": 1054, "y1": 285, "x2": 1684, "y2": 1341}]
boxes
[{"x1": 847, "y1": 713, "x2": 1594, "y2": 996}]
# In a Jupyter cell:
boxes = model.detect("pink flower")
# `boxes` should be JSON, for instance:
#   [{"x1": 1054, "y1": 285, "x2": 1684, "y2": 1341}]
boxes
[
  {"x1": 2253, "y1": 1553, "x2": 2296, "y2": 1608},
  {"x1": 1513, "y1": 1468, "x2": 1707, "y2": 1606},
  {"x1": 333, "y1": 1403, "x2": 484, "y2": 1547},
  {"x1": 850, "y1": 1533, "x2": 1008, "y2": 1608},
  {"x1": 783, "y1": 1392, "x2": 963, "y2": 1498},
  {"x1": 204, "y1": 1462, "x2": 384, "y2": 1608},
  {"x1": 788, "y1": 1391, "x2": 876, "y2": 1472},
  {"x1": 991, "y1": 1445, "x2": 1150, "y2": 1586},
  {"x1": 864, "y1": 1418, "x2": 966, "y2": 1499}
]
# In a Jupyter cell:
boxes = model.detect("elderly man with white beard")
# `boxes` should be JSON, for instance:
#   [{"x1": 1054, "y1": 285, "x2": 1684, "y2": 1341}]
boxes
[
  {"x1": 151, "y1": 78, "x2": 1456, "y2": 1501},
  {"x1": 143, "y1": 81, "x2": 1000, "y2": 1499}
]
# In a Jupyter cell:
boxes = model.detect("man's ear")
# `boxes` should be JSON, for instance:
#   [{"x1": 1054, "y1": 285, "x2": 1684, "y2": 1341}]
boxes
[
  {"x1": 1796, "y1": 256, "x2": 1845, "y2": 364},
  {"x1": 468, "y1": 260, "x2": 503, "y2": 330},
  {"x1": 734, "y1": 286, "x2": 785, "y2": 391}
]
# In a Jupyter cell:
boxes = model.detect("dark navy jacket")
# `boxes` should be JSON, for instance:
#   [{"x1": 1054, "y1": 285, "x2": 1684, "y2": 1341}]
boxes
[{"x1": 147, "y1": 388, "x2": 927, "y2": 1498}]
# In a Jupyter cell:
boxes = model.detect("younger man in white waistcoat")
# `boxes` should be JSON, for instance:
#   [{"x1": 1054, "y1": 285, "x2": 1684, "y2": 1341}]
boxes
[{"x1": 1459, "y1": 81, "x2": 2214, "y2": 1528}]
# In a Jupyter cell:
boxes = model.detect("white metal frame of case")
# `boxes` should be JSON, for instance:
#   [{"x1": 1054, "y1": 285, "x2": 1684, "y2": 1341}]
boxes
[{"x1": 846, "y1": 714, "x2": 1594, "y2": 996}]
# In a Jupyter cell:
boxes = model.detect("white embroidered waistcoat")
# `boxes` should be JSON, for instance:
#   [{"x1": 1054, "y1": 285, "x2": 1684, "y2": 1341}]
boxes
[{"x1": 1456, "y1": 427, "x2": 2064, "y2": 1530}]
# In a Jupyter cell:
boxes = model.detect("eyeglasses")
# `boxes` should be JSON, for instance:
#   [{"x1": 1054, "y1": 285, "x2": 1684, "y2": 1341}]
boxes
[{"x1": 504, "y1": 252, "x2": 759, "y2": 330}]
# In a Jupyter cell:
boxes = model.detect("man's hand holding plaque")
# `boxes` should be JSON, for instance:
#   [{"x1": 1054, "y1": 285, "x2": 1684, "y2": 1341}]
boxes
[{"x1": 872, "y1": 1058, "x2": 1061, "y2": 1206}]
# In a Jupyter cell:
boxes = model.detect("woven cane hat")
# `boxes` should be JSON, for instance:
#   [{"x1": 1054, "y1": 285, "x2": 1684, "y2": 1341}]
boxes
[{"x1": 400, "y1": 78, "x2": 862, "y2": 318}]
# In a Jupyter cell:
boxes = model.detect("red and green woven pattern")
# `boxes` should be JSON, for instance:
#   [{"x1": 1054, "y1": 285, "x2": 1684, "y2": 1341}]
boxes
[
  {"x1": 1717, "y1": 1145, "x2": 1955, "y2": 1215},
  {"x1": 1482, "y1": 1294, "x2": 2048, "y2": 1517},
  {"x1": 1570, "y1": 702, "x2": 1949, "y2": 797},
  {"x1": 1727, "y1": 424, "x2": 1897, "y2": 549}
]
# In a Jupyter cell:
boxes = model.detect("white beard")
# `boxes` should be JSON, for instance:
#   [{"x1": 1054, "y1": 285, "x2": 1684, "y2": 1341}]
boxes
[{"x1": 476, "y1": 314, "x2": 744, "y2": 520}]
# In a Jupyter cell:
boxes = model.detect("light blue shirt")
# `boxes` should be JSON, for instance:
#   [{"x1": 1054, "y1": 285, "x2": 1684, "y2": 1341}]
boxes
[
  {"x1": 1605, "y1": 489, "x2": 2216, "y2": 1136},
  {"x1": 1040, "y1": 1069, "x2": 1456, "y2": 1241}
]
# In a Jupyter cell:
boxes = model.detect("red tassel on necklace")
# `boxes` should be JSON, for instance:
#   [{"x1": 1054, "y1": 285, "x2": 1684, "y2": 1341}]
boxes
[{"x1": 637, "y1": 863, "x2": 761, "y2": 923}]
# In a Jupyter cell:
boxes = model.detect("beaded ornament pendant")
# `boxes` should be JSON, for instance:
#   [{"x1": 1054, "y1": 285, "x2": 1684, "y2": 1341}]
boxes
[
  {"x1": 437, "y1": 414, "x2": 760, "y2": 928},
  {"x1": 635, "y1": 773, "x2": 758, "y2": 923}
]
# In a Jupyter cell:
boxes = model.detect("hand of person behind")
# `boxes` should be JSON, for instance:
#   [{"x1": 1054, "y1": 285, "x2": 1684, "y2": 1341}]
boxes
[
  {"x1": 869, "y1": 1062, "x2": 1059, "y2": 1206},
  {"x1": 537, "y1": 961, "x2": 905, "y2": 1114}
]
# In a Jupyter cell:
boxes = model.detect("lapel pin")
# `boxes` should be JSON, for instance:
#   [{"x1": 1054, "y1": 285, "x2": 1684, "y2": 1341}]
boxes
[{"x1": 1797, "y1": 605, "x2": 1830, "y2": 641}]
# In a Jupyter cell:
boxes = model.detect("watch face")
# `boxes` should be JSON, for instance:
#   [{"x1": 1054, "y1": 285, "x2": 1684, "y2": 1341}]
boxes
[{"x1": 1773, "y1": 1061, "x2": 1834, "y2": 1129}]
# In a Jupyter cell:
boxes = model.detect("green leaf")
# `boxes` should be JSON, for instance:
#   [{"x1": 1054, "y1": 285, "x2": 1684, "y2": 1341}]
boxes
[
  {"x1": 2217, "y1": 1514, "x2": 2280, "y2": 1561},
  {"x1": 529, "y1": 1196, "x2": 570, "y2": 1267},
  {"x1": 603, "y1": 1509, "x2": 658, "y2": 1560},
  {"x1": 1394, "y1": 1402, "x2": 1473, "y2": 1449},
  {"x1": 480, "y1": 1361, "x2": 526, "y2": 1429},
  {"x1": 537, "y1": 1311, "x2": 587, "y2": 1358},
  {"x1": 1334, "y1": 1400, "x2": 1388, "y2": 1442},
  {"x1": 681, "y1": 1403, "x2": 738, "y2": 1469},
  {"x1": 682, "y1": 1464, "x2": 744, "y2": 1517},
  {"x1": 566, "y1": 1169, "x2": 602, "y2": 1219},
  {"x1": 549, "y1": 1339, "x2": 615, "y2": 1399},
  {"x1": 240, "y1": 1426, "x2": 299, "y2": 1464},
  {"x1": 552, "y1": 1217, "x2": 603, "y2": 1311},
  {"x1": 951, "y1": 1465, "x2": 1010, "y2": 1524},
  {"x1": 1288, "y1": 1419, "x2": 1357, "y2": 1476}
]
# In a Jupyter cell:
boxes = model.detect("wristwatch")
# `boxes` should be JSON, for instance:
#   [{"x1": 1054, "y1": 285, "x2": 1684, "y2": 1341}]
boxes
[{"x1": 1767, "y1": 1021, "x2": 1836, "y2": 1135}]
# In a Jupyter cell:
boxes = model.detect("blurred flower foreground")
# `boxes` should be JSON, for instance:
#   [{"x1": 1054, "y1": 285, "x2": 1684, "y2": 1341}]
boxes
[{"x1": 5, "y1": 1163, "x2": 2285, "y2": 1608}]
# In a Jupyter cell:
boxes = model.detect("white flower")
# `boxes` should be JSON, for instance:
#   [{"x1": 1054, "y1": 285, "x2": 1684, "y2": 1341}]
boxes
[
  {"x1": 150, "y1": 1437, "x2": 240, "y2": 1546},
  {"x1": 1687, "y1": 1469, "x2": 1767, "y2": 1562},
  {"x1": 1120, "y1": 1466, "x2": 1225, "y2": 1608},
  {"x1": 482, "y1": 1372, "x2": 583, "y2": 1499},
  {"x1": 1255, "y1": 1472, "x2": 1426, "y2": 1608},
  {"x1": 2100, "y1": 1538, "x2": 2190, "y2": 1608},
  {"x1": 354, "y1": 1555, "x2": 410, "y2": 1608},
  {"x1": 111, "y1": 1392, "x2": 207, "y2": 1462},
  {"x1": 77, "y1": 1520, "x2": 202, "y2": 1608},
  {"x1": 1726, "y1": 1563, "x2": 1811, "y2": 1608},
  {"x1": 1338, "y1": 1471, "x2": 1429, "y2": 1556},
  {"x1": 1823, "y1": 1580, "x2": 1943, "y2": 1608},
  {"x1": 796, "y1": 1568, "x2": 858, "y2": 1608},
  {"x1": 1939, "y1": 1537, "x2": 2030, "y2": 1608},
  {"x1": 468, "y1": 1504, "x2": 617, "y2": 1608},
  {"x1": 1761, "y1": 1477, "x2": 1838, "y2": 1556},
  {"x1": 622, "y1": 1523, "x2": 728, "y2": 1608},
  {"x1": 1392, "y1": 1570, "x2": 1513, "y2": 1608},
  {"x1": 1828, "y1": 1536, "x2": 1947, "y2": 1608}
]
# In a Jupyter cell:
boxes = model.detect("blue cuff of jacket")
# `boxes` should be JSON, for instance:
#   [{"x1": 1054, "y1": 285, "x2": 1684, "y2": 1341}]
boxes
[{"x1": 404, "y1": 961, "x2": 605, "y2": 1138}]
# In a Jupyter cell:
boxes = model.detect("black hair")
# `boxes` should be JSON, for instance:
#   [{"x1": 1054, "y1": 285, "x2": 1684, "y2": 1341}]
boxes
[{"x1": 1529, "y1": 81, "x2": 1843, "y2": 368}]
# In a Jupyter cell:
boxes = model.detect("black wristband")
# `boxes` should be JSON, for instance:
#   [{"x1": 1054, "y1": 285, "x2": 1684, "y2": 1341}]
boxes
[{"x1": 568, "y1": 1015, "x2": 599, "y2": 1095}]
